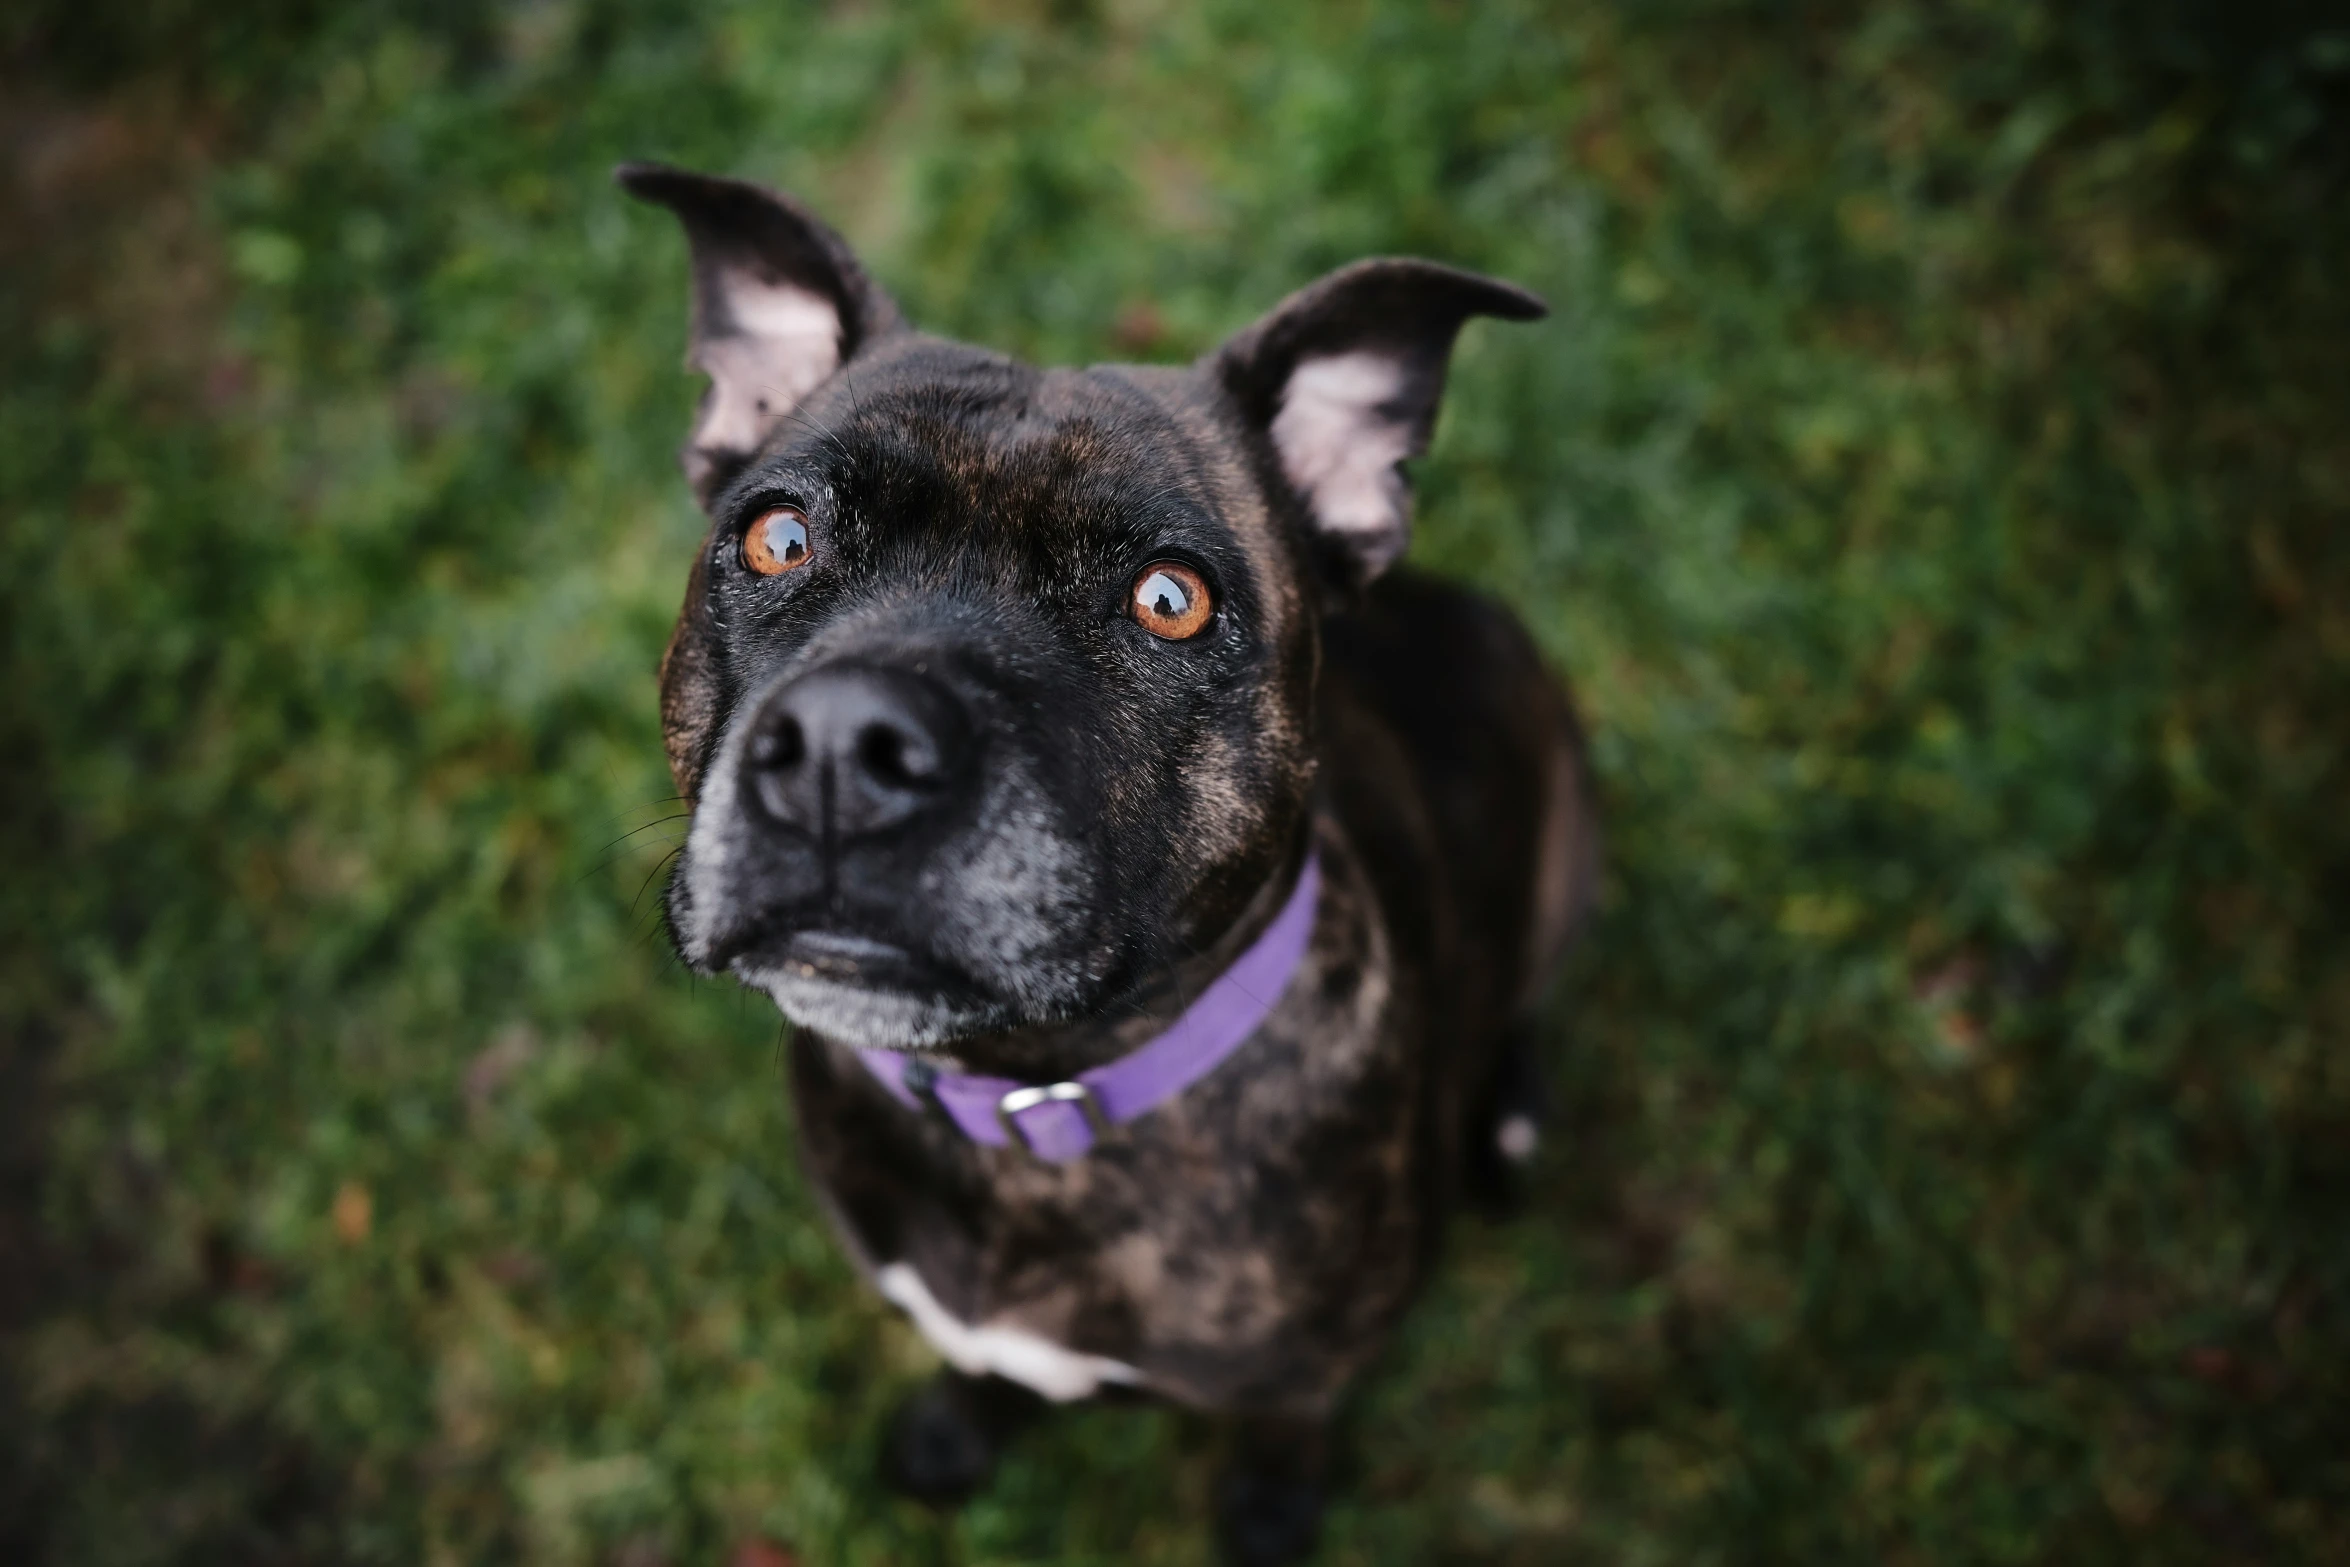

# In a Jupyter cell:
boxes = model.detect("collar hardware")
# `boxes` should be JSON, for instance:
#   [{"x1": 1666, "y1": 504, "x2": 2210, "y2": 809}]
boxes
[{"x1": 996, "y1": 1081, "x2": 1110, "y2": 1153}]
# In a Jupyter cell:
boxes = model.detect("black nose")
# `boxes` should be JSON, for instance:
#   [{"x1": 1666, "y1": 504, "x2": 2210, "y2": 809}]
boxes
[{"x1": 743, "y1": 664, "x2": 971, "y2": 839}]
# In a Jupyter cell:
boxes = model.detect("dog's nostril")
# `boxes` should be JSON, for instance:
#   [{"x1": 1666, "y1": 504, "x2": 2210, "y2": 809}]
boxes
[
  {"x1": 857, "y1": 723, "x2": 936, "y2": 788},
  {"x1": 753, "y1": 717, "x2": 806, "y2": 770}
]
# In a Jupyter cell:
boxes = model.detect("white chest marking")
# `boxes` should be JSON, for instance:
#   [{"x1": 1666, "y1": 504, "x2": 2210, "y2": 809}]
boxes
[{"x1": 875, "y1": 1263, "x2": 1142, "y2": 1403}]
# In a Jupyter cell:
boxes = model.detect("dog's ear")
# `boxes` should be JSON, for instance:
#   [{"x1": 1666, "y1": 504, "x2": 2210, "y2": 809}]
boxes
[
  {"x1": 1213, "y1": 259, "x2": 1545, "y2": 585},
  {"x1": 617, "y1": 162, "x2": 902, "y2": 506}
]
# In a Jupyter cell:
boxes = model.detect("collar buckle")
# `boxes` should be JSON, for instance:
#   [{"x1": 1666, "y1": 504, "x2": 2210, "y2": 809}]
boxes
[{"x1": 996, "y1": 1080, "x2": 1111, "y2": 1154}]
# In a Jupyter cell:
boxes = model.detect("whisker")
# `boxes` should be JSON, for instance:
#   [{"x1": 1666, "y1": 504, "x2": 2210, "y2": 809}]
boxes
[
  {"x1": 779, "y1": 394, "x2": 858, "y2": 470},
  {"x1": 630, "y1": 845, "x2": 685, "y2": 925},
  {"x1": 578, "y1": 820, "x2": 693, "y2": 885},
  {"x1": 591, "y1": 795, "x2": 687, "y2": 831}
]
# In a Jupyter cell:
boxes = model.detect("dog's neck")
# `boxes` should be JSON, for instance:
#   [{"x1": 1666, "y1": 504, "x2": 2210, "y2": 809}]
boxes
[{"x1": 896, "y1": 831, "x2": 1318, "y2": 1082}]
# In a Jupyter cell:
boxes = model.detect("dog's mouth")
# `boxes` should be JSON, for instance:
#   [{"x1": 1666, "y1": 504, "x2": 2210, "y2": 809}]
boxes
[
  {"x1": 764, "y1": 929, "x2": 926, "y2": 986},
  {"x1": 713, "y1": 910, "x2": 975, "y2": 996},
  {"x1": 712, "y1": 912, "x2": 1018, "y2": 1050}
]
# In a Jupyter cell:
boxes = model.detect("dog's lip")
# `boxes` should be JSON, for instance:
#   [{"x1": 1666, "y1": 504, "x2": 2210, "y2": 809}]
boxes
[
  {"x1": 723, "y1": 922, "x2": 964, "y2": 992},
  {"x1": 784, "y1": 929, "x2": 910, "y2": 969}
]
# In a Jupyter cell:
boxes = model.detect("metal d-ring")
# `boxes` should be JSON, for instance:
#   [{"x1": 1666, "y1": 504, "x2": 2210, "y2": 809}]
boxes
[{"x1": 996, "y1": 1080, "x2": 1112, "y2": 1153}]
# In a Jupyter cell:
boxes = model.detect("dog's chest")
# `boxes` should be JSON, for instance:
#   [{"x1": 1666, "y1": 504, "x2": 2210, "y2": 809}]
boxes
[{"x1": 849, "y1": 1097, "x2": 1425, "y2": 1411}]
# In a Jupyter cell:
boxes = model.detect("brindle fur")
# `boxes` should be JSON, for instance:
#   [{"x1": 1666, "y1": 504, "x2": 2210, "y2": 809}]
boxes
[{"x1": 620, "y1": 162, "x2": 1598, "y2": 1560}]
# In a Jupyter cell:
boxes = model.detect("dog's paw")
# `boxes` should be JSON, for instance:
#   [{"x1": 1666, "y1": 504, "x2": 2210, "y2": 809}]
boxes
[
  {"x1": 1213, "y1": 1464, "x2": 1325, "y2": 1566},
  {"x1": 877, "y1": 1372, "x2": 1039, "y2": 1508}
]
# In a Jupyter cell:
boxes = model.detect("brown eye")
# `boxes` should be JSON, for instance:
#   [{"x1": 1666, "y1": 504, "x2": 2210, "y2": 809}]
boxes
[
  {"x1": 742, "y1": 506, "x2": 811, "y2": 576},
  {"x1": 1130, "y1": 562, "x2": 1214, "y2": 640}
]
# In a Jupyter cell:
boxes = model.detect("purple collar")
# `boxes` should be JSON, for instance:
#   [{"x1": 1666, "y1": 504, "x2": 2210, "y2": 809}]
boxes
[{"x1": 857, "y1": 849, "x2": 1322, "y2": 1161}]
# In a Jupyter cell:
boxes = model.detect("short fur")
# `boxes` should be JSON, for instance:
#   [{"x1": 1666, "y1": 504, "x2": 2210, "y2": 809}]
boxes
[{"x1": 619, "y1": 161, "x2": 1598, "y2": 1564}]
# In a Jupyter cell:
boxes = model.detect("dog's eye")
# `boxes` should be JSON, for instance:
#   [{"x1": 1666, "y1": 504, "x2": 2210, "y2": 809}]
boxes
[
  {"x1": 743, "y1": 506, "x2": 812, "y2": 576},
  {"x1": 1130, "y1": 562, "x2": 1214, "y2": 640}
]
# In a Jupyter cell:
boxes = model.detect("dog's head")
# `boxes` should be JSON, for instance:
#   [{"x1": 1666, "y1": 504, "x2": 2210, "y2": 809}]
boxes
[{"x1": 621, "y1": 163, "x2": 1542, "y2": 1052}]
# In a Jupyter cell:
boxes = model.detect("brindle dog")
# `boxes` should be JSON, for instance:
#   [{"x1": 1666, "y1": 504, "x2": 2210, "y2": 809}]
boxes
[{"x1": 620, "y1": 162, "x2": 1599, "y2": 1565}]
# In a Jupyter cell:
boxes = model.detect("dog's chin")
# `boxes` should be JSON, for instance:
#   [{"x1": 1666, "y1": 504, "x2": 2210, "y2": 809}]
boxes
[{"x1": 739, "y1": 963, "x2": 1012, "y2": 1051}]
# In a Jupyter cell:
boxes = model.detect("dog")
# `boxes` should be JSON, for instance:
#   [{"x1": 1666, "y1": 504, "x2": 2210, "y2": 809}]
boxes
[{"x1": 619, "y1": 161, "x2": 1599, "y2": 1565}]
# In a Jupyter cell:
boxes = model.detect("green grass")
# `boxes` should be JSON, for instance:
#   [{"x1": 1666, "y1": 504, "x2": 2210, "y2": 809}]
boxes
[{"x1": 5, "y1": 2, "x2": 2347, "y2": 1562}]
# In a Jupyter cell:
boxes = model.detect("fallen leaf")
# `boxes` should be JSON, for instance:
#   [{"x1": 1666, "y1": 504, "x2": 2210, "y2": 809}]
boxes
[
  {"x1": 332, "y1": 1181, "x2": 373, "y2": 1244},
  {"x1": 729, "y1": 1538, "x2": 799, "y2": 1567}
]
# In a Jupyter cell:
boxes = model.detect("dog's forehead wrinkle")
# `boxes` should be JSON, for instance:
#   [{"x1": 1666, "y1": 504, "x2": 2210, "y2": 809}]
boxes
[
  {"x1": 782, "y1": 369, "x2": 1239, "y2": 606},
  {"x1": 845, "y1": 364, "x2": 1216, "y2": 507}
]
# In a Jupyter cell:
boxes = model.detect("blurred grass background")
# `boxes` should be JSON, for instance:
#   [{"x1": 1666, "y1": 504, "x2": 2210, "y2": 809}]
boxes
[{"x1": 4, "y1": 2, "x2": 2348, "y2": 1563}]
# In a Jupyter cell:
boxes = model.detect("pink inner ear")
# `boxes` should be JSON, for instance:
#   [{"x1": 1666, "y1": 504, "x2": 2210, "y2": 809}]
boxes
[
  {"x1": 689, "y1": 274, "x2": 843, "y2": 459},
  {"x1": 1269, "y1": 350, "x2": 1416, "y2": 566}
]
